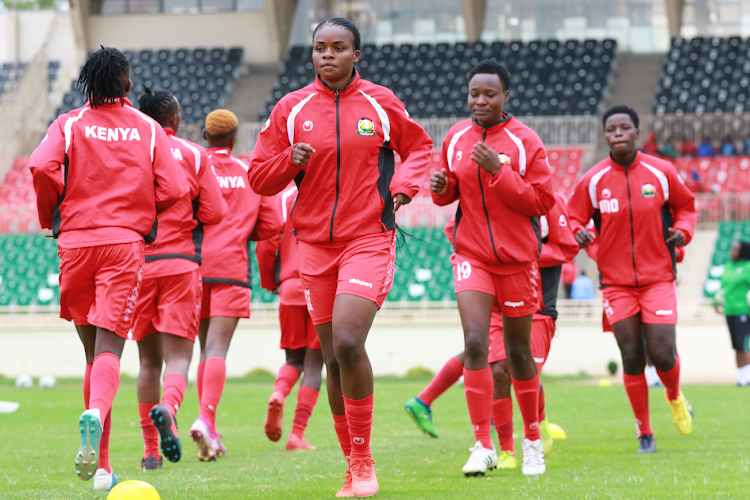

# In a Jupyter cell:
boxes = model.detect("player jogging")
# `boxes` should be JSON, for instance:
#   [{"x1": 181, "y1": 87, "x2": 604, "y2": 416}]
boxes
[
  {"x1": 132, "y1": 87, "x2": 228, "y2": 470},
  {"x1": 430, "y1": 59, "x2": 556, "y2": 476},
  {"x1": 249, "y1": 17, "x2": 432, "y2": 497},
  {"x1": 29, "y1": 47, "x2": 187, "y2": 491},
  {"x1": 257, "y1": 184, "x2": 325, "y2": 450},
  {"x1": 190, "y1": 109, "x2": 280, "y2": 461},
  {"x1": 567, "y1": 104, "x2": 698, "y2": 454}
]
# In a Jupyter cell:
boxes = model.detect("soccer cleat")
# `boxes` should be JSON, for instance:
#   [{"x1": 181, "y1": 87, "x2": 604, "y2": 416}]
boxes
[
  {"x1": 335, "y1": 470, "x2": 354, "y2": 498},
  {"x1": 75, "y1": 409, "x2": 102, "y2": 481},
  {"x1": 404, "y1": 397, "x2": 438, "y2": 438},
  {"x1": 286, "y1": 433, "x2": 315, "y2": 450},
  {"x1": 636, "y1": 434, "x2": 657, "y2": 454},
  {"x1": 141, "y1": 455, "x2": 163, "y2": 471},
  {"x1": 349, "y1": 457, "x2": 378, "y2": 498},
  {"x1": 150, "y1": 404, "x2": 182, "y2": 463},
  {"x1": 264, "y1": 392, "x2": 285, "y2": 442},
  {"x1": 539, "y1": 417, "x2": 554, "y2": 456},
  {"x1": 92, "y1": 468, "x2": 119, "y2": 491},
  {"x1": 496, "y1": 450, "x2": 518, "y2": 469},
  {"x1": 461, "y1": 442, "x2": 498, "y2": 476},
  {"x1": 521, "y1": 439, "x2": 546, "y2": 475},
  {"x1": 190, "y1": 416, "x2": 217, "y2": 462},
  {"x1": 666, "y1": 392, "x2": 694, "y2": 435},
  {"x1": 210, "y1": 429, "x2": 226, "y2": 457}
]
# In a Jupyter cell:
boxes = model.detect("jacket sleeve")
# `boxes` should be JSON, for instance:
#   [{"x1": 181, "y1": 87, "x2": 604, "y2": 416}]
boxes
[
  {"x1": 431, "y1": 133, "x2": 460, "y2": 206},
  {"x1": 665, "y1": 166, "x2": 698, "y2": 245},
  {"x1": 247, "y1": 101, "x2": 302, "y2": 196},
  {"x1": 488, "y1": 132, "x2": 555, "y2": 217},
  {"x1": 385, "y1": 94, "x2": 434, "y2": 200},
  {"x1": 256, "y1": 234, "x2": 281, "y2": 290},
  {"x1": 29, "y1": 119, "x2": 66, "y2": 230},
  {"x1": 153, "y1": 126, "x2": 189, "y2": 214},
  {"x1": 538, "y1": 195, "x2": 580, "y2": 268},
  {"x1": 567, "y1": 173, "x2": 596, "y2": 236},
  {"x1": 250, "y1": 194, "x2": 283, "y2": 242},
  {"x1": 195, "y1": 153, "x2": 228, "y2": 225}
]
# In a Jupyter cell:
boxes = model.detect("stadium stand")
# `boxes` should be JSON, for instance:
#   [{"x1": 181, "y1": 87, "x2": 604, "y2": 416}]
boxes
[
  {"x1": 0, "y1": 61, "x2": 60, "y2": 102},
  {"x1": 262, "y1": 39, "x2": 617, "y2": 120},
  {"x1": 55, "y1": 48, "x2": 244, "y2": 127},
  {"x1": 0, "y1": 157, "x2": 38, "y2": 234},
  {"x1": 704, "y1": 220, "x2": 750, "y2": 297},
  {"x1": 0, "y1": 233, "x2": 59, "y2": 307}
]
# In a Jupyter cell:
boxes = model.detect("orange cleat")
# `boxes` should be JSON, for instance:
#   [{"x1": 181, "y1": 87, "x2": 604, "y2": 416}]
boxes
[
  {"x1": 264, "y1": 392, "x2": 284, "y2": 442},
  {"x1": 350, "y1": 457, "x2": 378, "y2": 497},
  {"x1": 286, "y1": 433, "x2": 315, "y2": 451},
  {"x1": 335, "y1": 470, "x2": 354, "y2": 498}
]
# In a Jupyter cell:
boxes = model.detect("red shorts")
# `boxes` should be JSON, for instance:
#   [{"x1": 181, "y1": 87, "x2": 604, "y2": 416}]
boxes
[
  {"x1": 602, "y1": 281, "x2": 678, "y2": 326},
  {"x1": 130, "y1": 270, "x2": 202, "y2": 342},
  {"x1": 452, "y1": 254, "x2": 541, "y2": 318},
  {"x1": 488, "y1": 311, "x2": 555, "y2": 368},
  {"x1": 200, "y1": 282, "x2": 251, "y2": 319},
  {"x1": 279, "y1": 303, "x2": 320, "y2": 350},
  {"x1": 298, "y1": 230, "x2": 397, "y2": 325},
  {"x1": 58, "y1": 241, "x2": 145, "y2": 339}
]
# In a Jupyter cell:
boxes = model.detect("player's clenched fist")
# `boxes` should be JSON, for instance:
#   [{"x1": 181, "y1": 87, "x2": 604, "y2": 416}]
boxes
[
  {"x1": 431, "y1": 169, "x2": 449, "y2": 195},
  {"x1": 292, "y1": 143, "x2": 316, "y2": 166}
]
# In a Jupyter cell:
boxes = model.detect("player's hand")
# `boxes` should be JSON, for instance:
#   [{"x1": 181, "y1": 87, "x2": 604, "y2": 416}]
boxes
[
  {"x1": 714, "y1": 304, "x2": 723, "y2": 314},
  {"x1": 430, "y1": 169, "x2": 449, "y2": 195},
  {"x1": 575, "y1": 229, "x2": 595, "y2": 248},
  {"x1": 393, "y1": 193, "x2": 411, "y2": 213},
  {"x1": 292, "y1": 143, "x2": 315, "y2": 166},
  {"x1": 666, "y1": 228, "x2": 686, "y2": 247},
  {"x1": 470, "y1": 141, "x2": 502, "y2": 176},
  {"x1": 270, "y1": 288, "x2": 279, "y2": 295}
]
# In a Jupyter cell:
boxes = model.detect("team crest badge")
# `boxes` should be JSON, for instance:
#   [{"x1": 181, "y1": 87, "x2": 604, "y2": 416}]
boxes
[
  {"x1": 641, "y1": 183, "x2": 656, "y2": 198},
  {"x1": 498, "y1": 153, "x2": 511, "y2": 165},
  {"x1": 356, "y1": 117, "x2": 376, "y2": 136}
]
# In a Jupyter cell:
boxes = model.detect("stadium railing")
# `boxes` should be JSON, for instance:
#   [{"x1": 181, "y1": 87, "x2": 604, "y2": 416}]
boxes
[{"x1": 645, "y1": 113, "x2": 750, "y2": 144}]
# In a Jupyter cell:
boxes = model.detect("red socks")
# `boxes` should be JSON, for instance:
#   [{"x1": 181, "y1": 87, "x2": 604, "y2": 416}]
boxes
[
  {"x1": 492, "y1": 398, "x2": 514, "y2": 453},
  {"x1": 418, "y1": 356, "x2": 463, "y2": 406},
  {"x1": 83, "y1": 364, "x2": 92, "y2": 409},
  {"x1": 139, "y1": 402, "x2": 160, "y2": 459},
  {"x1": 463, "y1": 367, "x2": 493, "y2": 449},
  {"x1": 332, "y1": 413, "x2": 352, "y2": 459},
  {"x1": 623, "y1": 372, "x2": 652, "y2": 436},
  {"x1": 200, "y1": 357, "x2": 226, "y2": 429},
  {"x1": 344, "y1": 394, "x2": 374, "y2": 459},
  {"x1": 538, "y1": 385, "x2": 546, "y2": 422},
  {"x1": 162, "y1": 374, "x2": 187, "y2": 416},
  {"x1": 89, "y1": 353, "x2": 120, "y2": 424},
  {"x1": 99, "y1": 410, "x2": 112, "y2": 473},
  {"x1": 512, "y1": 374, "x2": 541, "y2": 441},
  {"x1": 273, "y1": 364, "x2": 301, "y2": 399},
  {"x1": 292, "y1": 386, "x2": 319, "y2": 438},
  {"x1": 196, "y1": 361, "x2": 205, "y2": 405},
  {"x1": 656, "y1": 354, "x2": 682, "y2": 401}
]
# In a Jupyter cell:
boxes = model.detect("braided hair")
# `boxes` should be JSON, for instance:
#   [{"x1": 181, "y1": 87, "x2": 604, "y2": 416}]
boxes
[
  {"x1": 313, "y1": 17, "x2": 361, "y2": 51},
  {"x1": 138, "y1": 86, "x2": 176, "y2": 125},
  {"x1": 77, "y1": 46, "x2": 130, "y2": 109}
]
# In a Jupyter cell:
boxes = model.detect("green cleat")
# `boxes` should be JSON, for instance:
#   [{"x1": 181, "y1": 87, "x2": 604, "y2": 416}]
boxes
[
  {"x1": 539, "y1": 417, "x2": 554, "y2": 456},
  {"x1": 75, "y1": 409, "x2": 102, "y2": 481},
  {"x1": 404, "y1": 397, "x2": 438, "y2": 438}
]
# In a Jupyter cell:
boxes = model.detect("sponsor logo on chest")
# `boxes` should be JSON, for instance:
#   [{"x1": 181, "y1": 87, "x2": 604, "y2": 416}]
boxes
[
  {"x1": 599, "y1": 188, "x2": 619, "y2": 213},
  {"x1": 85, "y1": 125, "x2": 141, "y2": 141},
  {"x1": 216, "y1": 176, "x2": 246, "y2": 189}
]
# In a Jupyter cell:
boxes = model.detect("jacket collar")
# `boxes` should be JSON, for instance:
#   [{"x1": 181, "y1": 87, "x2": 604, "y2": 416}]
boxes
[
  {"x1": 87, "y1": 97, "x2": 133, "y2": 108},
  {"x1": 207, "y1": 146, "x2": 231, "y2": 155},
  {"x1": 163, "y1": 127, "x2": 176, "y2": 137},
  {"x1": 470, "y1": 112, "x2": 514, "y2": 134},
  {"x1": 313, "y1": 70, "x2": 361, "y2": 96},
  {"x1": 609, "y1": 150, "x2": 642, "y2": 168}
]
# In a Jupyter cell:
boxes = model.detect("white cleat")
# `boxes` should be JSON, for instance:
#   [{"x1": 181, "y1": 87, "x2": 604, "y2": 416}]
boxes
[
  {"x1": 461, "y1": 441, "x2": 498, "y2": 476},
  {"x1": 190, "y1": 417, "x2": 218, "y2": 462},
  {"x1": 92, "y1": 468, "x2": 119, "y2": 491},
  {"x1": 522, "y1": 439, "x2": 546, "y2": 475}
]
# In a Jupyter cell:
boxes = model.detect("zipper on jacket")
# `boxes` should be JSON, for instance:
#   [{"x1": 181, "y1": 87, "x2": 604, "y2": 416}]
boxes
[
  {"x1": 624, "y1": 166, "x2": 639, "y2": 286},
  {"x1": 329, "y1": 90, "x2": 341, "y2": 242},
  {"x1": 478, "y1": 127, "x2": 503, "y2": 264}
]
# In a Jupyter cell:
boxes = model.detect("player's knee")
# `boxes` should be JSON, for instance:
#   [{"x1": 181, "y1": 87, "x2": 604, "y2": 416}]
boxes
[
  {"x1": 491, "y1": 362, "x2": 511, "y2": 388},
  {"x1": 649, "y1": 348, "x2": 675, "y2": 372},
  {"x1": 333, "y1": 335, "x2": 363, "y2": 365},
  {"x1": 325, "y1": 357, "x2": 341, "y2": 379},
  {"x1": 620, "y1": 350, "x2": 645, "y2": 373},
  {"x1": 506, "y1": 344, "x2": 532, "y2": 369},
  {"x1": 464, "y1": 333, "x2": 488, "y2": 360}
]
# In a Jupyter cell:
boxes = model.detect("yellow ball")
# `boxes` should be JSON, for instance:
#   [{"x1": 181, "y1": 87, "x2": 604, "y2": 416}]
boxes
[
  {"x1": 549, "y1": 423, "x2": 567, "y2": 439},
  {"x1": 598, "y1": 378, "x2": 613, "y2": 387},
  {"x1": 107, "y1": 480, "x2": 160, "y2": 500}
]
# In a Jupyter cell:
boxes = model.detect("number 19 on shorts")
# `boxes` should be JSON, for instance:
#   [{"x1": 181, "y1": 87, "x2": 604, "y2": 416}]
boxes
[{"x1": 455, "y1": 261, "x2": 472, "y2": 281}]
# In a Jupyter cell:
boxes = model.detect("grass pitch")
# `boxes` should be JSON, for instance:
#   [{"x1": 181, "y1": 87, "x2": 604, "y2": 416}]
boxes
[{"x1": 0, "y1": 375, "x2": 748, "y2": 499}]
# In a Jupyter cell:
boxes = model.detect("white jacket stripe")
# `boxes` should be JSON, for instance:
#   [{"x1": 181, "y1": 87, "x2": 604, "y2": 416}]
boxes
[
  {"x1": 504, "y1": 129, "x2": 527, "y2": 177},
  {"x1": 63, "y1": 107, "x2": 90, "y2": 154},
  {"x1": 287, "y1": 93, "x2": 317, "y2": 145},
  {"x1": 447, "y1": 126, "x2": 472, "y2": 172},
  {"x1": 281, "y1": 185, "x2": 298, "y2": 223},
  {"x1": 232, "y1": 156, "x2": 249, "y2": 172},
  {"x1": 641, "y1": 162, "x2": 670, "y2": 202},
  {"x1": 125, "y1": 106, "x2": 157, "y2": 162},
  {"x1": 359, "y1": 90, "x2": 390, "y2": 144},
  {"x1": 172, "y1": 136, "x2": 202, "y2": 174},
  {"x1": 588, "y1": 167, "x2": 612, "y2": 209}
]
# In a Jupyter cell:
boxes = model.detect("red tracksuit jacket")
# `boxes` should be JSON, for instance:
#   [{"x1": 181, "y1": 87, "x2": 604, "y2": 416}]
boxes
[
  {"x1": 248, "y1": 72, "x2": 433, "y2": 244},
  {"x1": 567, "y1": 151, "x2": 697, "y2": 287},
  {"x1": 201, "y1": 148, "x2": 281, "y2": 288},
  {"x1": 256, "y1": 184, "x2": 306, "y2": 306},
  {"x1": 143, "y1": 128, "x2": 228, "y2": 278},
  {"x1": 30, "y1": 99, "x2": 187, "y2": 246},
  {"x1": 433, "y1": 115, "x2": 556, "y2": 274}
]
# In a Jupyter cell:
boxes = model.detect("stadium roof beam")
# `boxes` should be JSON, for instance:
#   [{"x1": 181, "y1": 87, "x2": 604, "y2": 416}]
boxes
[
  {"x1": 460, "y1": 0, "x2": 487, "y2": 44},
  {"x1": 664, "y1": 0, "x2": 685, "y2": 39}
]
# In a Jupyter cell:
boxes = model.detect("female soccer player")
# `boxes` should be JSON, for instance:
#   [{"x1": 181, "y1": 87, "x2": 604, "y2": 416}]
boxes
[
  {"x1": 190, "y1": 109, "x2": 280, "y2": 461},
  {"x1": 248, "y1": 18, "x2": 432, "y2": 497},
  {"x1": 567, "y1": 104, "x2": 698, "y2": 454},
  {"x1": 257, "y1": 184, "x2": 324, "y2": 450},
  {"x1": 30, "y1": 47, "x2": 186, "y2": 490},
  {"x1": 715, "y1": 240, "x2": 750, "y2": 386},
  {"x1": 132, "y1": 88, "x2": 227, "y2": 470},
  {"x1": 430, "y1": 59, "x2": 555, "y2": 476}
]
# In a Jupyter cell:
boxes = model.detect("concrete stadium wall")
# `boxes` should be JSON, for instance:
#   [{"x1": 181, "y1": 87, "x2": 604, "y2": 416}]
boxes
[{"x1": 0, "y1": 11, "x2": 78, "y2": 68}]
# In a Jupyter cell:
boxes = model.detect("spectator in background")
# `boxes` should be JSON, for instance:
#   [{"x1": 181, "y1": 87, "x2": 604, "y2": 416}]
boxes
[
  {"x1": 741, "y1": 135, "x2": 750, "y2": 156},
  {"x1": 720, "y1": 135, "x2": 736, "y2": 156},
  {"x1": 642, "y1": 131, "x2": 659, "y2": 155},
  {"x1": 562, "y1": 261, "x2": 578, "y2": 299},
  {"x1": 698, "y1": 135, "x2": 716, "y2": 157},
  {"x1": 659, "y1": 137, "x2": 678, "y2": 159},
  {"x1": 571, "y1": 271, "x2": 595, "y2": 300},
  {"x1": 680, "y1": 136, "x2": 697, "y2": 157}
]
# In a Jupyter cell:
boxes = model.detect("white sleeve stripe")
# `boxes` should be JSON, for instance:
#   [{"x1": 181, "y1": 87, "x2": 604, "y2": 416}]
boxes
[
  {"x1": 504, "y1": 129, "x2": 527, "y2": 177},
  {"x1": 286, "y1": 93, "x2": 317, "y2": 145},
  {"x1": 232, "y1": 156, "x2": 249, "y2": 172},
  {"x1": 588, "y1": 167, "x2": 611, "y2": 209},
  {"x1": 359, "y1": 90, "x2": 391, "y2": 144},
  {"x1": 540, "y1": 215, "x2": 549, "y2": 239},
  {"x1": 172, "y1": 136, "x2": 201, "y2": 174},
  {"x1": 446, "y1": 126, "x2": 472, "y2": 171},
  {"x1": 281, "y1": 186, "x2": 298, "y2": 223},
  {"x1": 641, "y1": 162, "x2": 670, "y2": 202},
  {"x1": 63, "y1": 107, "x2": 90, "y2": 154},
  {"x1": 125, "y1": 106, "x2": 156, "y2": 162}
]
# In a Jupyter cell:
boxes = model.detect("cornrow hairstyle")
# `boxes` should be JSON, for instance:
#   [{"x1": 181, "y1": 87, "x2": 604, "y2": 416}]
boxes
[
  {"x1": 313, "y1": 17, "x2": 361, "y2": 51},
  {"x1": 138, "y1": 86, "x2": 176, "y2": 125},
  {"x1": 602, "y1": 104, "x2": 639, "y2": 129},
  {"x1": 77, "y1": 46, "x2": 130, "y2": 109},
  {"x1": 468, "y1": 59, "x2": 511, "y2": 92}
]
